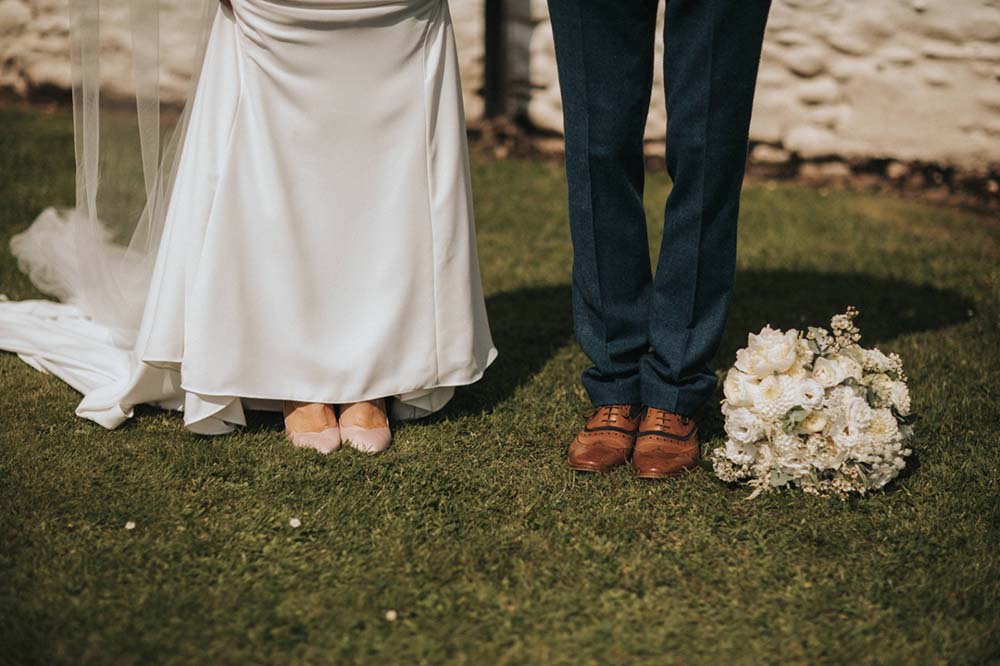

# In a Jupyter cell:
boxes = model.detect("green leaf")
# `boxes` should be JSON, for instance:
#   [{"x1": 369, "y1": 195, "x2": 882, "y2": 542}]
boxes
[
  {"x1": 770, "y1": 469, "x2": 794, "y2": 487},
  {"x1": 782, "y1": 406, "x2": 809, "y2": 434}
]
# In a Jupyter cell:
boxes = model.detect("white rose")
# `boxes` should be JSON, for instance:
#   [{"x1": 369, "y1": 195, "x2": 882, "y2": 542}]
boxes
[
  {"x1": 725, "y1": 407, "x2": 765, "y2": 445},
  {"x1": 828, "y1": 395, "x2": 873, "y2": 448},
  {"x1": 734, "y1": 348, "x2": 766, "y2": 378},
  {"x1": 798, "y1": 378, "x2": 825, "y2": 410},
  {"x1": 844, "y1": 394, "x2": 874, "y2": 430},
  {"x1": 723, "y1": 370, "x2": 759, "y2": 408},
  {"x1": 777, "y1": 455, "x2": 811, "y2": 477},
  {"x1": 827, "y1": 417, "x2": 859, "y2": 449},
  {"x1": 890, "y1": 381, "x2": 911, "y2": 415},
  {"x1": 812, "y1": 356, "x2": 847, "y2": 388},
  {"x1": 735, "y1": 325, "x2": 799, "y2": 377},
  {"x1": 724, "y1": 439, "x2": 757, "y2": 465},
  {"x1": 837, "y1": 355, "x2": 863, "y2": 382},
  {"x1": 808, "y1": 433, "x2": 846, "y2": 469},
  {"x1": 796, "y1": 410, "x2": 827, "y2": 434}
]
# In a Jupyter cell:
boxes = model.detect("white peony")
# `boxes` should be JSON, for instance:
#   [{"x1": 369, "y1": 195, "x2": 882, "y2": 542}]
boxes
[
  {"x1": 844, "y1": 394, "x2": 874, "y2": 429},
  {"x1": 735, "y1": 325, "x2": 800, "y2": 377},
  {"x1": 725, "y1": 407, "x2": 765, "y2": 445},
  {"x1": 723, "y1": 370, "x2": 759, "y2": 408},
  {"x1": 812, "y1": 355, "x2": 847, "y2": 388},
  {"x1": 827, "y1": 394, "x2": 873, "y2": 449}
]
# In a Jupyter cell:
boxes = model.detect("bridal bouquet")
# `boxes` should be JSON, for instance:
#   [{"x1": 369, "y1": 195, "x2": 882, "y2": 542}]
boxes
[{"x1": 712, "y1": 308, "x2": 914, "y2": 499}]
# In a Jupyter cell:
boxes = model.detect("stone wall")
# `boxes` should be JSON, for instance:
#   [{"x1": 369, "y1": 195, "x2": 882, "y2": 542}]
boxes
[
  {"x1": 516, "y1": 0, "x2": 1000, "y2": 173},
  {"x1": 2, "y1": 0, "x2": 999, "y2": 173}
]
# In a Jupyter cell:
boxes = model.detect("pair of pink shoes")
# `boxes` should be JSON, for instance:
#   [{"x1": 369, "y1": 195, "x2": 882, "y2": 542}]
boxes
[{"x1": 284, "y1": 400, "x2": 392, "y2": 455}]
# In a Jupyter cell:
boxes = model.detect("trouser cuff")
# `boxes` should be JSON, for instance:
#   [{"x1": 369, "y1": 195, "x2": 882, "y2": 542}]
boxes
[
  {"x1": 581, "y1": 371, "x2": 642, "y2": 408},
  {"x1": 639, "y1": 375, "x2": 716, "y2": 417}
]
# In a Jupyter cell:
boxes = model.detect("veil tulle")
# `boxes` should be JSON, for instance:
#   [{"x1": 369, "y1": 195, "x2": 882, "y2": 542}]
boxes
[{"x1": 11, "y1": 0, "x2": 217, "y2": 346}]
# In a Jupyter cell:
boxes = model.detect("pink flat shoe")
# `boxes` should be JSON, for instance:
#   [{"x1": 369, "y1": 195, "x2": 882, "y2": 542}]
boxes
[
  {"x1": 340, "y1": 425, "x2": 392, "y2": 454},
  {"x1": 283, "y1": 401, "x2": 341, "y2": 454},
  {"x1": 286, "y1": 427, "x2": 342, "y2": 455},
  {"x1": 338, "y1": 398, "x2": 393, "y2": 454}
]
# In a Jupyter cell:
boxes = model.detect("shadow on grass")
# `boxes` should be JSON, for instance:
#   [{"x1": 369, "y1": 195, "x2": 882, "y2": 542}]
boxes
[
  {"x1": 441, "y1": 283, "x2": 575, "y2": 417},
  {"x1": 705, "y1": 269, "x2": 972, "y2": 443},
  {"x1": 445, "y1": 269, "x2": 973, "y2": 421},
  {"x1": 242, "y1": 269, "x2": 971, "y2": 431}
]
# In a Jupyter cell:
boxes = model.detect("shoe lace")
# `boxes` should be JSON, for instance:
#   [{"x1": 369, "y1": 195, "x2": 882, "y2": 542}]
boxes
[
  {"x1": 584, "y1": 404, "x2": 631, "y2": 425},
  {"x1": 642, "y1": 407, "x2": 692, "y2": 428}
]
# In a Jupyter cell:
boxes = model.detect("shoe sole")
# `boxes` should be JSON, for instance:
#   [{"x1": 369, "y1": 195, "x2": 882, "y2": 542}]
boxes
[
  {"x1": 634, "y1": 465, "x2": 698, "y2": 479},
  {"x1": 567, "y1": 461, "x2": 623, "y2": 473}
]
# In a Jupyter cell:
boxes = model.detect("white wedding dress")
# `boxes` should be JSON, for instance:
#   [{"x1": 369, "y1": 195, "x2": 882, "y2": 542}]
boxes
[{"x1": 0, "y1": 0, "x2": 496, "y2": 434}]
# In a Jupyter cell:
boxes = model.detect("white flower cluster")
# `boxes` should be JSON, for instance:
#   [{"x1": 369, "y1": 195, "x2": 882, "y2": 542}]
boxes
[{"x1": 712, "y1": 309, "x2": 913, "y2": 499}]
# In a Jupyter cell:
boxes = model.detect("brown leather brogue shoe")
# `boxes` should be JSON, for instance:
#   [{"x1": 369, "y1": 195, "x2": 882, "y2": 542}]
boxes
[
  {"x1": 567, "y1": 404, "x2": 641, "y2": 473},
  {"x1": 632, "y1": 407, "x2": 699, "y2": 479}
]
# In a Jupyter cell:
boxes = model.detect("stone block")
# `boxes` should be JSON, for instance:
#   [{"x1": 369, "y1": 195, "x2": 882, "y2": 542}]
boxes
[
  {"x1": 750, "y1": 144, "x2": 792, "y2": 165},
  {"x1": 796, "y1": 77, "x2": 841, "y2": 105},
  {"x1": 0, "y1": 0, "x2": 29, "y2": 35},
  {"x1": 785, "y1": 125, "x2": 840, "y2": 159}
]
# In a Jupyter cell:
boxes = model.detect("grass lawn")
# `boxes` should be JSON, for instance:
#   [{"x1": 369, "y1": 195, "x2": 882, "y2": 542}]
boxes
[{"x1": 1, "y1": 106, "x2": 999, "y2": 665}]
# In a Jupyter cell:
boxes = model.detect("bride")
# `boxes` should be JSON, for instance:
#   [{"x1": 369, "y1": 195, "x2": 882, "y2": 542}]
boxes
[{"x1": 0, "y1": 0, "x2": 497, "y2": 453}]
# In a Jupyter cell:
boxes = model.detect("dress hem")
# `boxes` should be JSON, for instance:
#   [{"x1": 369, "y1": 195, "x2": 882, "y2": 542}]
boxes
[{"x1": 166, "y1": 346, "x2": 498, "y2": 408}]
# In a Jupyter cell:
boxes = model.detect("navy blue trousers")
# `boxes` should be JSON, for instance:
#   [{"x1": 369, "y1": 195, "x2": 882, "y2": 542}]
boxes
[{"x1": 547, "y1": 0, "x2": 771, "y2": 415}]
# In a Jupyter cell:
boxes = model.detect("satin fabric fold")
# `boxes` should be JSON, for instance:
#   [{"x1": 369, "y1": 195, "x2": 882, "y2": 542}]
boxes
[{"x1": 1, "y1": 0, "x2": 495, "y2": 434}]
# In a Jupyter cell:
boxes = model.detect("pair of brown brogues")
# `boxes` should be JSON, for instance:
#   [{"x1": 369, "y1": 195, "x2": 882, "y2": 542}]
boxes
[{"x1": 567, "y1": 404, "x2": 699, "y2": 479}]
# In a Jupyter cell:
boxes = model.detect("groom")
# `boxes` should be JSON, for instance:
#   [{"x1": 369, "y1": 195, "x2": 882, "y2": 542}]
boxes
[{"x1": 547, "y1": 0, "x2": 771, "y2": 478}]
